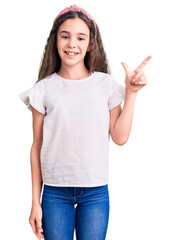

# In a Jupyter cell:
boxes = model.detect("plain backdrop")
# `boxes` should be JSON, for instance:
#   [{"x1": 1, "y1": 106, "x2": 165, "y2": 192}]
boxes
[{"x1": 0, "y1": 0, "x2": 169, "y2": 239}]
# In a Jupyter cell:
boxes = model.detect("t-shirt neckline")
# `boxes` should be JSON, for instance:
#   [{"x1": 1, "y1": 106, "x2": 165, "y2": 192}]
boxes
[{"x1": 55, "y1": 71, "x2": 96, "y2": 82}]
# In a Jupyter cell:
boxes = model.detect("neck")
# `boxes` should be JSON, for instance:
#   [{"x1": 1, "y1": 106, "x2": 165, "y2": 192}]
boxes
[{"x1": 57, "y1": 63, "x2": 91, "y2": 80}]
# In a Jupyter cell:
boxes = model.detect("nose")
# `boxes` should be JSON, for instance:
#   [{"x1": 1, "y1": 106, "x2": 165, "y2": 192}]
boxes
[{"x1": 67, "y1": 36, "x2": 76, "y2": 48}]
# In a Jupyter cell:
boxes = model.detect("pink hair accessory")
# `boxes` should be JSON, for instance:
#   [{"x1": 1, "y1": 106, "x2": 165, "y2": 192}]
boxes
[{"x1": 52, "y1": 4, "x2": 97, "y2": 39}]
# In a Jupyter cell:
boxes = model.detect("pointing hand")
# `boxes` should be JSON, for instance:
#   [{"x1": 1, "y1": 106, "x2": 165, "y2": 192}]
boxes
[{"x1": 121, "y1": 55, "x2": 152, "y2": 93}]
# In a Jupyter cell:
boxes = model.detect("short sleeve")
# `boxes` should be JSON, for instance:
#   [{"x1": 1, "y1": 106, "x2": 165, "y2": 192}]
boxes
[
  {"x1": 18, "y1": 80, "x2": 46, "y2": 115},
  {"x1": 108, "y1": 74, "x2": 125, "y2": 110}
]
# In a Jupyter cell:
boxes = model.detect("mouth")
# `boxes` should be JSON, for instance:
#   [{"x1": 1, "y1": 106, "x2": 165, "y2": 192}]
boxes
[{"x1": 64, "y1": 51, "x2": 79, "y2": 56}]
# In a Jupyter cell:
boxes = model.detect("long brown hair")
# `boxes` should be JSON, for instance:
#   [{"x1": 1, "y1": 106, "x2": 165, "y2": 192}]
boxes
[{"x1": 37, "y1": 10, "x2": 111, "y2": 82}]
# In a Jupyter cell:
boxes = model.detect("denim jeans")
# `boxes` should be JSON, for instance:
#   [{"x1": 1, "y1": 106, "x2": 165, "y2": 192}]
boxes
[{"x1": 41, "y1": 184, "x2": 110, "y2": 240}]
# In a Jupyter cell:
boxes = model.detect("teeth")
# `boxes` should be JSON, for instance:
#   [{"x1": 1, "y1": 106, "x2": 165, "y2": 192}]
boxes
[{"x1": 66, "y1": 51, "x2": 78, "y2": 56}]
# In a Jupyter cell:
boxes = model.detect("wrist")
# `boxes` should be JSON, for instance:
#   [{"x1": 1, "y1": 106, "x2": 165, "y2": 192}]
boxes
[
  {"x1": 125, "y1": 87, "x2": 138, "y2": 96},
  {"x1": 32, "y1": 200, "x2": 41, "y2": 206}
]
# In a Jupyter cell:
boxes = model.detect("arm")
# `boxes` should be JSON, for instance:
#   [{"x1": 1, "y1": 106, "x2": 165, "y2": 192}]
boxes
[
  {"x1": 30, "y1": 106, "x2": 45, "y2": 205},
  {"x1": 30, "y1": 147, "x2": 43, "y2": 205},
  {"x1": 29, "y1": 107, "x2": 45, "y2": 240},
  {"x1": 109, "y1": 88, "x2": 137, "y2": 145},
  {"x1": 110, "y1": 55, "x2": 152, "y2": 145}
]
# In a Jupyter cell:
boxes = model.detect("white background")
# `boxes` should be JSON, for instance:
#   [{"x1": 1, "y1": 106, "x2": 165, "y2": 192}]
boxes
[{"x1": 0, "y1": 0, "x2": 169, "y2": 239}]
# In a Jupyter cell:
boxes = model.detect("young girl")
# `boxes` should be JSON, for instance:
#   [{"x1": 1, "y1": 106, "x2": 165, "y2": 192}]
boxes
[{"x1": 18, "y1": 4, "x2": 151, "y2": 240}]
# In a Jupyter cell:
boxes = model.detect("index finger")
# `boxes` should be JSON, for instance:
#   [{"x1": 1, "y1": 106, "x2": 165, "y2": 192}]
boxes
[{"x1": 135, "y1": 55, "x2": 152, "y2": 73}]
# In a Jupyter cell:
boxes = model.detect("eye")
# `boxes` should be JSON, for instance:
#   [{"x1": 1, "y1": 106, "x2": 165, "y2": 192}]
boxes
[
  {"x1": 61, "y1": 36, "x2": 68, "y2": 39},
  {"x1": 78, "y1": 37, "x2": 85, "y2": 41}
]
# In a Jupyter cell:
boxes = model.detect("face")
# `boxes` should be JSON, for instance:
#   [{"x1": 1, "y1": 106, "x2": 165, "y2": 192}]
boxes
[{"x1": 56, "y1": 18, "x2": 91, "y2": 67}]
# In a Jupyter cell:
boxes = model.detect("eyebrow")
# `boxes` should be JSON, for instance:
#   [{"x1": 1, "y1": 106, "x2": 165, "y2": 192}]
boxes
[{"x1": 59, "y1": 30, "x2": 88, "y2": 36}]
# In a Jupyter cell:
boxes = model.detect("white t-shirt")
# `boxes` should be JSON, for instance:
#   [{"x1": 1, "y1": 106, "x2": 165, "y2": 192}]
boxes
[{"x1": 19, "y1": 71, "x2": 125, "y2": 187}]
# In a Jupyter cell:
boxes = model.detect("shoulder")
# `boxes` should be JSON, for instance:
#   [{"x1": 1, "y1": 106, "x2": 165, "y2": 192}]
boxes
[
  {"x1": 94, "y1": 71, "x2": 118, "y2": 87},
  {"x1": 94, "y1": 71, "x2": 117, "y2": 80},
  {"x1": 94, "y1": 71, "x2": 110, "y2": 78},
  {"x1": 93, "y1": 71, "x2": 115, "y2": 83},
  {"x1": 37, "y1": 72, "x2": 56, "y2": 85},
  {"x1": 34, "y1": 73, "x2": 57, "y2": 91}
]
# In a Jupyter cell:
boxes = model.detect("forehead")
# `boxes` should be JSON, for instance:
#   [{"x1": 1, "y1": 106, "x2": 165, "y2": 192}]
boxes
[{"x1": 58, "y1": 18, "x2": 90, "y2": 34}]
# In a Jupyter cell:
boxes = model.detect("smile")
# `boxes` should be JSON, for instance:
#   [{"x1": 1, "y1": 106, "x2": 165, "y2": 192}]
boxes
[{"x1": 64, "y1": 51, "x2": 79, "y2": 56}]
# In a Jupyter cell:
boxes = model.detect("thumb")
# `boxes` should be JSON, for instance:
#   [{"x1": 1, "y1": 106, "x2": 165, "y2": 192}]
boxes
[{"x1": 121, "y1": 62, "x2": 131, "y2": 75}]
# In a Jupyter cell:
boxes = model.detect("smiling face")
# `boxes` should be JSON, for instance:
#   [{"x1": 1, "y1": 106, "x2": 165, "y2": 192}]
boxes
[{"x1": 56, "y1": 17, "x2": 91, "y2": 68}]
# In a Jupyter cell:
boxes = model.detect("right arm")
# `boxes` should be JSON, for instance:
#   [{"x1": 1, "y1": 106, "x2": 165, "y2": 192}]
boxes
[
  {"x1": 30, "y1": 109, "x2": 44, "y2": 205},
  {"x1": 29, "y1": 106, "x2": 45, "y2": 240}
]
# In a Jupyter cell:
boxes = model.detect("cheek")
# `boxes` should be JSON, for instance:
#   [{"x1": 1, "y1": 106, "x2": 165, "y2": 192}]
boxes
[
  {"x1": 80, "y1": 42, "x2": 89, "y2": 51},
  {"x1": 56, "y1": 38, "x2": 64, "y2": 49},
  {"x1": 56, "y1": 42, "x2": 63, "y2": 56}
]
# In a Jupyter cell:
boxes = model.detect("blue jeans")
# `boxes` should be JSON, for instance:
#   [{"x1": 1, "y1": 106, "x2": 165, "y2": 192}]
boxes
[{"x1": 41, "y1": 184, "x2": 110, "y2": 240}]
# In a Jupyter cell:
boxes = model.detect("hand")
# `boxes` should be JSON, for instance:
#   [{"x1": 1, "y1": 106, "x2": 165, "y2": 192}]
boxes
[
  {"x1": 121, "y1": 55, "x2": 152, "y2": 93},
  {"x1": 29, "y1": 204, "x2": 44, "y2": 240}
]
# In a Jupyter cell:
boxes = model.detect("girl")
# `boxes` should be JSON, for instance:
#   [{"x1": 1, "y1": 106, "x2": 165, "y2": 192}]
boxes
[{"x1": 18, "y1": 4, "x2": 152, "y2": 240}]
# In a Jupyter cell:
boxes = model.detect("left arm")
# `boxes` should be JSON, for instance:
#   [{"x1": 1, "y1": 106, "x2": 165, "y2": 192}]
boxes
[
  {"x1": 110, "y1": 88, "x2": 137, "y2": 145},
  {"x1": 109, "y1": 55, "x2": 152, "y2": 145}
]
